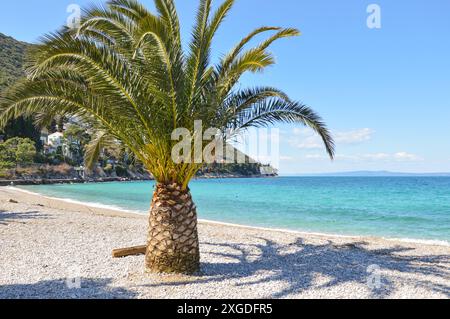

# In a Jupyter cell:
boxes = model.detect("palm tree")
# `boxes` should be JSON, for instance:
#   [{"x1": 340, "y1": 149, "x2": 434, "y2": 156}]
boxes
[{"x1": 0, "y1": 0, "x2": 334, "y2": 274}]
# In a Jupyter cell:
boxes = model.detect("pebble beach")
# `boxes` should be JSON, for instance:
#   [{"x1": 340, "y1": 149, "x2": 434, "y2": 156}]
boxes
[{"x1": 0, "y1": 187, "x2": 449, "y2": 299}]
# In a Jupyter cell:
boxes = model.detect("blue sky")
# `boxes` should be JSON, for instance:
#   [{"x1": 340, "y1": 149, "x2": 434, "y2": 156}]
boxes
[{"x1": 1, "y1": 0, "x2": 449, "y2": 174}]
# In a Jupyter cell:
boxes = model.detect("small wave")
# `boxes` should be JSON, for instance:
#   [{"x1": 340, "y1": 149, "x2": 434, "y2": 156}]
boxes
[
  {"x1": 10, "y1": 186, "x2": 146, "y2": 215},
  {"x1": 10, "y1": 187, "x2": 450, "y2": 247},
  {"x1": 386, "y1": 237, "x2": 450, "y2": 247},
  {"x1": 200, "y1": 219, "x2": 450, "y2": 246}
]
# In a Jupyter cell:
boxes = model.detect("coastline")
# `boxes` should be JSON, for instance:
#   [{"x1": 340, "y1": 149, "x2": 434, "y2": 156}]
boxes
[
  {"x1": 8, "y1": 186, "x2": 450, "y2": 247},
  {"x1": 0, "y1": 173, "x2": 274, "y2": 187},
  {"x1": 1, "y1": 186, "x2": 449, "y2": 299},
  {"x1": 0, "y1": 177, "x2": 153, "y2": 187}
]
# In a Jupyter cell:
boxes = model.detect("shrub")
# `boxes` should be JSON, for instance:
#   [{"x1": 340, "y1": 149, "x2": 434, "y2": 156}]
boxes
[
  {"x1": 104, "y1": 163, "x2": 113, "y2": 174},
  {"x1": 16, "y1": 140, "x2": 36, "y2": 165},
  {"x1": 0, "y1": 142, "x2": 15, "y2": 164},
  {"x1": 0, "y1": 137, "x2": 37, "y2": 167},
  {"x1": 115, "y1": 165, "x2": 128, "y2": 177}
]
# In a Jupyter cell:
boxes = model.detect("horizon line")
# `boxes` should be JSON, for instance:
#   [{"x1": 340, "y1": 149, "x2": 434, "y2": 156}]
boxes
[{"x1": 279, "y1": 170, "x2": 450, "y2": 177}]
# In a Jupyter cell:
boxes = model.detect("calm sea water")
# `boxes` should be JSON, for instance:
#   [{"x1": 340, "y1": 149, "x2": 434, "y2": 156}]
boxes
[{"x1": 19, "y1": 177, "x2": 450, "y2": 243}]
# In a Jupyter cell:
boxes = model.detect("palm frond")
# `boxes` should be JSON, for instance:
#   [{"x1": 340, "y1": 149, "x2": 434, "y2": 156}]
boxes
[
  {"x1": 215, "y1": 27, "x2": 299, "y2": 99},
  {"x1": 107, "y1": 0, "x2": 151, "y2": 20},
  {"x1": 232, "y1": 98, "x2": 335, "y2": 159},
  {"x1": 207, "y1": 0, "x2": 234, "y2": 43},
  {"x1": 218, "y1": 26, "x2": 281, "y2": 74},
  {"x1": 185, "y1": 0, "x2": 213, "y2": 111},
  {"x1": 154, "y1": 0, "x2": 181, "y2": 46},
  {"x1": 84, "y1": 130, "x2": 120, "y2": 170}
]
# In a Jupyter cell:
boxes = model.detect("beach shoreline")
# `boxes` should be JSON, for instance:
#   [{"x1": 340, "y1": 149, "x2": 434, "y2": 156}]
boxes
[
  {"x1": 8, "y1": 186, "x2": 449, "y2": 247},
  {"x1": 1, "y1": 187, "x2": 449, "y2": 299},
  {"x1": 0, "y1": 173, "x2": 273, "y2": 187}
]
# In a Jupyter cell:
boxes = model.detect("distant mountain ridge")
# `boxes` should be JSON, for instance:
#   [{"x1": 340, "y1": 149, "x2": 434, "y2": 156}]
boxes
[
  {"x1": 0, "y1": 32, "x2": 31, "y2": 92},
  {"x1": 292, "y1": 171, "x2": 450, "y2": 177}
]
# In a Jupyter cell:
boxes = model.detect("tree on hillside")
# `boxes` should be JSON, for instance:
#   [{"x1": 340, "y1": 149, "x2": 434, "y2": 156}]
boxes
[
  {"x1": 1, "y1": 117, "x2": 41, "y2": 150},
  {"x1": 15, "y1": 138, "x2": 36, "y2": 165},
  {"x1": 0, "y1": 137, "x2": 36, "y2": 168}
]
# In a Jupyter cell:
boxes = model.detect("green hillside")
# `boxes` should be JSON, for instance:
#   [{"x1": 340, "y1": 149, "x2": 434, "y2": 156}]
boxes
[
  {"x1": 0, "y1": 33, "x2": 40, "y2": 145},
  {"x1": 0, "y1": 32, "x2": 30, "y2": 92}
]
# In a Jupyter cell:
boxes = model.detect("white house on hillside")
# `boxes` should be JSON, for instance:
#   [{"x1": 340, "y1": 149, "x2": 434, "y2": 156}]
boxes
[{"x1": 48, "y1": 132, "x2": 64, "y2": 148}]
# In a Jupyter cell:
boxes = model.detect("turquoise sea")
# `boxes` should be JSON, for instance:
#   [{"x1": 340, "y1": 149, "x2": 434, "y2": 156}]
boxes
[{"x1": 18, "y1": 177, "x2": 450, "y2": 244}]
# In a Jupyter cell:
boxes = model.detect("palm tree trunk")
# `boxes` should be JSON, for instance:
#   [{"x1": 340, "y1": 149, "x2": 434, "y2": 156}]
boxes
[{"x1": 146, "y1": 183, "x2": 200, "y2": 274}]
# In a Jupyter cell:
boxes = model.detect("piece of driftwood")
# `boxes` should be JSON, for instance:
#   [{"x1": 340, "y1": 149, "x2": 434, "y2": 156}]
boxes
[{"x1": 112, "y1": 245, "x2": 147, "y2": 258}]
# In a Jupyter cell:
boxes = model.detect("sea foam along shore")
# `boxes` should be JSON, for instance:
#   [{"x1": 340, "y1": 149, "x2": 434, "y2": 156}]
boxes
[
  {"x1": 9, "y1": 186, "x2": 450, "y2": 247},
  {"x1": 0, "y1": 187, "x2": 449, "y2": 299}
]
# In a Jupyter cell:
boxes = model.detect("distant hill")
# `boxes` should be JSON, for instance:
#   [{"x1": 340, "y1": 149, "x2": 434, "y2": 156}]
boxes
[
  {"x1": 0, "y1": 32, "x2": 31, "y2": 92},
  {"x1": 295, "y1": 171, "x2": 450, "y2": 177},
  {"x1": 0, "y1": 33, "x2": 41, "y2": 146}
]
